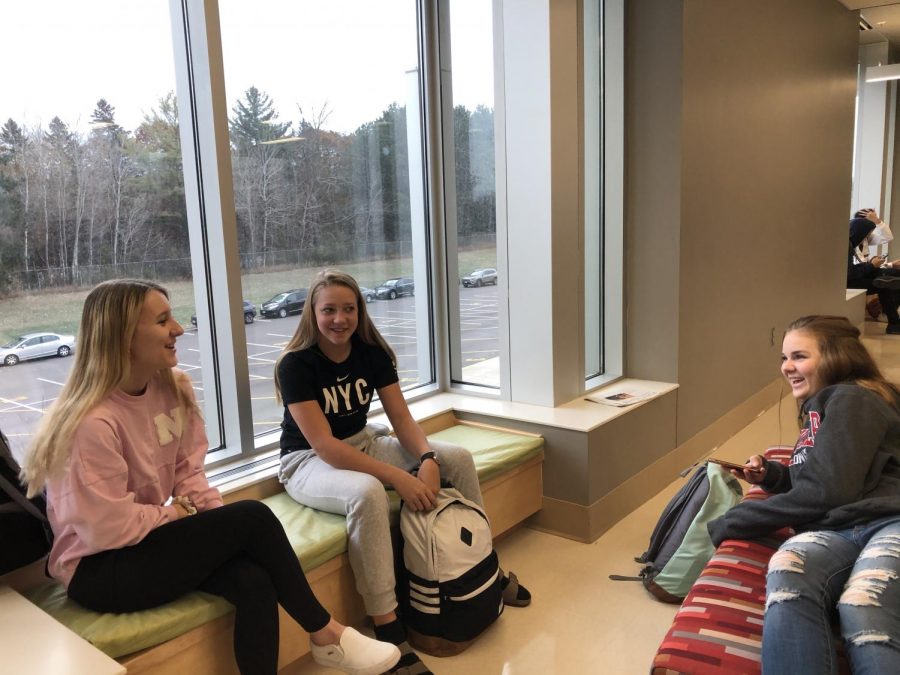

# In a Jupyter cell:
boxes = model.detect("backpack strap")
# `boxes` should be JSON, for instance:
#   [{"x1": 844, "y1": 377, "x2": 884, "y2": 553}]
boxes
[{"x1": 0, "y1": 472, "x2": 48, "y2": 523}]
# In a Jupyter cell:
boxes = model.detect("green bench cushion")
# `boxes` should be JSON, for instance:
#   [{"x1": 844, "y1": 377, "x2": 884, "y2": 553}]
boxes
[
  {"x1": 27, "y1": 424, "x2": 543, "y2": 659},
  {"x1": 261, "y1": 493, "x2": 349, "y2": 571},
  {"x1": 430, "y1": 424, "x2": 544, "y2": 483},
  {"x1": 25, "y1": 584, "x2": 232, "y2": 659}
]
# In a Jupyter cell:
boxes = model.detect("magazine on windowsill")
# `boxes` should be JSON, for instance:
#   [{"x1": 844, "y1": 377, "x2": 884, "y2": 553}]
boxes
[{"x1": 585, "y1": 388, "x2": 656, "y2": 407}]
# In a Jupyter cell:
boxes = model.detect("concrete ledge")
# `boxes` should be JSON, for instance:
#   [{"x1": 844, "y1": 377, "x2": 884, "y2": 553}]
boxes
[
  {"x1": 846, "y1": 288, "x2": 867, "y2": 331},
  {"x1": 529, "y1": 377, "x2": 784, "y2": 543}
]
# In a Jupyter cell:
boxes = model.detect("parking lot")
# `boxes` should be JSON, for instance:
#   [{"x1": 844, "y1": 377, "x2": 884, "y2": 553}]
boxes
[{"x1": 0, "y1": 286, "x2": 499, "y2": 459}]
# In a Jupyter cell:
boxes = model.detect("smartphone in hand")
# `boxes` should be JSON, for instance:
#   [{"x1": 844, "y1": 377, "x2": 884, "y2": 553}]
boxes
[{"x1": 708, "y1": 457, "x2": 763, "y2": 473}]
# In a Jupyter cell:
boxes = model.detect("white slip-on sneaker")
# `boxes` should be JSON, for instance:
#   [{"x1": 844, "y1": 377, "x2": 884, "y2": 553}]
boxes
[{"x1": 310, "y1": 627, "x2": 401, "y2": 675}]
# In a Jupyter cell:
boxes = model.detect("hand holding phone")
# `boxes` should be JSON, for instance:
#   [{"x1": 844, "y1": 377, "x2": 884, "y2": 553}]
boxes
[{"x1": 708, "y1": 457, "x2": 763, "y2": 473}]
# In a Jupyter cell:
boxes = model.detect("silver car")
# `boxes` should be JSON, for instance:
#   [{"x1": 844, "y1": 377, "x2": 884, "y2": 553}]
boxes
[
  {"x1": 462, "y1": 268, "x2": 498, "y2": 287},
  {"x1": 0, "y1": 332, "x2": 76, "y2": 366}
]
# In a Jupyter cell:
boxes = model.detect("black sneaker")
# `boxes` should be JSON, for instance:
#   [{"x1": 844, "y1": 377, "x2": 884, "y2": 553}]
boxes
[{"x1": 886, "y1": 323, "x2": 900, "y2": 335}]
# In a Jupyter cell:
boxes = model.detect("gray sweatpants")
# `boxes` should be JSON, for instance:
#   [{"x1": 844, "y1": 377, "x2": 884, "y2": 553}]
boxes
[{"x1": 278, "y1": 424, "x2": 482, "y2": 616}]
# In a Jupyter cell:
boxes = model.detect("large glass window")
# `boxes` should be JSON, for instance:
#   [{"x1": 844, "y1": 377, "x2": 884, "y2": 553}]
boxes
[
  {"x1": 217, "y1": 0, "x2": 433, "y2": 439},
  {"x1": 440, "y1": 0, "x2": 500, "y2": 389},
  {"x1": 1, "y1": 1, "x2": 619, "y2": 464},
  {"x1": 0, "y1": 1, "x2": 210, "y2": 460}
]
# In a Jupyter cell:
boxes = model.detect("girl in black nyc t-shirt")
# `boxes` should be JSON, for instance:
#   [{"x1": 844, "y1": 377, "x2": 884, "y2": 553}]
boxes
[{"x1": 274, "y1": 270, "x2": 491, "y2": 675}]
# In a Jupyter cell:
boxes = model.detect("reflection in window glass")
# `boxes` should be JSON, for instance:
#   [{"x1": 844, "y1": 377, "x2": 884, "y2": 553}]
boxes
[
  {"x1": 218, "y1": 0, "x2": 433, "y2": 438},
  {"x1": 443, "y1": 0, "x2": 499, "y2": 388},
  {"x1": 0, "y1": 1, "x2": 207, "y2": 459}
]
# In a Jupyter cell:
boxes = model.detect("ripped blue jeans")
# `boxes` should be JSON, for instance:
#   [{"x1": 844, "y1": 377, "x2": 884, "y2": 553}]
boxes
[{"x1": 762, "y1": 516, "x2": 900, "y2": 675}]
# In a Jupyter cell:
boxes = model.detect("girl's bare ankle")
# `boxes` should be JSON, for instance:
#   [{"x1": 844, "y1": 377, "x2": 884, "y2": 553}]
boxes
[{"x1": 310, "y1": 619, "x2": 344, "y2": 646}]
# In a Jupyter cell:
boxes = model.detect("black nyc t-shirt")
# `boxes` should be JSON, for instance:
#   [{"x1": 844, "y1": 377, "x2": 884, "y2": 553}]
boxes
[{"x1": 278, "y1": 335, "x2": 398, "y2": 454}]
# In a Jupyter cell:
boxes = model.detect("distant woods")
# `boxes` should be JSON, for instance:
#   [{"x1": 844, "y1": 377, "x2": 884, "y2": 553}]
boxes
[{"x1": 0, "y1": 88, "x2": 496, "y2": 296}]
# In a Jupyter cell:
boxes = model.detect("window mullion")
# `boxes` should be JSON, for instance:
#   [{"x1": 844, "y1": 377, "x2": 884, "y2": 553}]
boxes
[{"x1": 169, "y1": 0, "x2": 255, "y2": 459}]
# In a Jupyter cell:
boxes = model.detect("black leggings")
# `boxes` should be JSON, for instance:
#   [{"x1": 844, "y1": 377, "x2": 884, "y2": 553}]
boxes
[{"x1": 67, "y1": 500, "x2": 331, "y2": 675}]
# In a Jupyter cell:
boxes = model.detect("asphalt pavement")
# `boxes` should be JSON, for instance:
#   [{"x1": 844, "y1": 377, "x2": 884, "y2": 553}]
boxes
[{"x1": 0, "y1": 286, "x2": 499, "y2": 459}]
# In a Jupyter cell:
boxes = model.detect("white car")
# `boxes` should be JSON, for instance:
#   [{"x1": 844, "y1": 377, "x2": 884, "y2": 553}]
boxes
[{"x1": 0, "y1": 332, "x2": 76, "y2": 366}]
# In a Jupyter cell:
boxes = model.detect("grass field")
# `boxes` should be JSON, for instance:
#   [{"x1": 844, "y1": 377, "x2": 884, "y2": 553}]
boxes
[{"x1": 0, "y1": 249, "x2": 497, "y2": 342}]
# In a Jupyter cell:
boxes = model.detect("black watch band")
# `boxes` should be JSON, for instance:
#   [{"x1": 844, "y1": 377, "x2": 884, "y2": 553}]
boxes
[{"x1": 420, "y1": 451, "x2": 440, "y2": 466}]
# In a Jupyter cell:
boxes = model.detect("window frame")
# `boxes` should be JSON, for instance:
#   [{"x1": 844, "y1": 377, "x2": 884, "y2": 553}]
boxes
[{"x1": 165, "y1": 0, "x2": 623, "y2": 471}]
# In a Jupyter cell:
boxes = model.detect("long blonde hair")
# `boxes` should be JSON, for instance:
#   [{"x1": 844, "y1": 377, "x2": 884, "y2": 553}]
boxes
[
  {"x1": 23, "y1": 279, "x2": 191, "y2": 496},
  {"x1": 274, "y1": 269, "x2": 396, "y2": 403},
  {"x1": 786, "y1": 315, "x2": 900, "y2": 409}
]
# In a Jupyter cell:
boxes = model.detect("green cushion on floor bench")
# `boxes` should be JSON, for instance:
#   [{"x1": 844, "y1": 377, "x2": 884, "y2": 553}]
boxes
[
  {"x1": 23, "y1": 424, "x2": 543, "y2": 659},
  {"x1": 24, "y1": 584, "x2": 232, "y2": 659},
  {"x1": 429, "y1": 424, "x2": 544, "y2": 483}
]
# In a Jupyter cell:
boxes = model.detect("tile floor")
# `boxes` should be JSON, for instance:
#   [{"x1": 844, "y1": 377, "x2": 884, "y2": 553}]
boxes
[{"x1": 288, "y1": 320, "x2": 900, "y2": 675}]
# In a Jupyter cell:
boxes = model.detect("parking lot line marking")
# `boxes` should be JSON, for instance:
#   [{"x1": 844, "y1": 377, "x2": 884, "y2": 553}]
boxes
[
  {"x1": 248, "y1": 355, "x2": 277, "y2": 363},
  {"x1": 0, "y1": 396, "x2": 46, "y2": 414},
  {"x1": 250, "y1": 396, "x2": 277, "y2": 401},
  {"x1": 36, "y1": 377, "x2": 66, "y2": 387},
  {"x1": 266, "y1": 333, "x2": 293, "y2": 339}
]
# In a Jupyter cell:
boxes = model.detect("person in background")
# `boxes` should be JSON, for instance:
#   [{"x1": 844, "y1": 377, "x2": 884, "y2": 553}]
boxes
[
  {"x1": 22, "y1": 279, "x2": 400, "y2": 675},
  {"x1": 848, "y1": 215, "x2": 900, "y2": 334},
  {"x1": 708, "y1": 315, "x2": 900, "y2": 674},
  {"x1": 851, "y1": 208, "x2": 894, "y2": 266}
]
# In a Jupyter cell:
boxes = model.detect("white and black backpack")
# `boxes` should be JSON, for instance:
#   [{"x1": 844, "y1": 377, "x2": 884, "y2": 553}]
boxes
[{"x1": 398, "y1": 487, "x2": 503, "y2": 656}]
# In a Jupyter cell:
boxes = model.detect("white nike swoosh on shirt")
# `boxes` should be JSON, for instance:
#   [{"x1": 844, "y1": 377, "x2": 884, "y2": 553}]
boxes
[{"x1": 337, "y1": 374, "x2": 349, "y2": 382}]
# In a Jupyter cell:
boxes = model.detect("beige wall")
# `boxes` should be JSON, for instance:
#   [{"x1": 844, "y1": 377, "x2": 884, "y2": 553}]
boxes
[{"x1": 626, "y1": 0, "x2": 859, "y2": 445}]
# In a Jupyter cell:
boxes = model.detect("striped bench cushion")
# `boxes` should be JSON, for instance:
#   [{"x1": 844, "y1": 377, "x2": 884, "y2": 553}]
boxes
[{"x1": 651, "y1": 447, "x2": 793, "y2": 675}]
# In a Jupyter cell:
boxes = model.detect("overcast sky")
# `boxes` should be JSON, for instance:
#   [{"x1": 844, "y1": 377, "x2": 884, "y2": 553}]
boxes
[{"x1": 3, "y1": 0, "x2": 493, "y2": 136}]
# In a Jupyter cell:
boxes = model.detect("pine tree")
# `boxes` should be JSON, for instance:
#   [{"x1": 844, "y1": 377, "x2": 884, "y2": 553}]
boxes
[{"x1": 229, "y1": 87, "x2": 290, "y2": 149}]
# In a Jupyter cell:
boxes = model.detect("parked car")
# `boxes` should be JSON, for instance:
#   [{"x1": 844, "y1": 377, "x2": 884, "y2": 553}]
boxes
[
  {"x1": 260, "y1": 289, "x2": 308, "y2": 318},
  {"x1": 1, "y1": 332, "x2": 76, "y2": 366},
  {"x1": 359, "y1": 286, "x2": 377, "y2": 303},
  {"x1": 375, "y1": 277, "x2": 415, "y2": 300},
  {"x1": 462, "y1": 268, "x2": 498, "y2": 287},
  {"x1": 191, "y1": 300, "x2": 257, "y2": 326}
]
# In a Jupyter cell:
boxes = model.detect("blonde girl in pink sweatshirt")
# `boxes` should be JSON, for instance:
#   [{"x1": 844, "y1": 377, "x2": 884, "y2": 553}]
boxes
[{"x1": 22, "y1": 279, "x2": 398, "y2": 675}]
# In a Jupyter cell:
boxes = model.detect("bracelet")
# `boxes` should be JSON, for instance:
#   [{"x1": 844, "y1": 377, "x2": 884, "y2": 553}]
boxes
[
  {"x1": 174, "y1": 496, "x2": 198, "y2": 516},
  {"x1": 419, "y1": 451, "x2": 440, "y2": 467}
]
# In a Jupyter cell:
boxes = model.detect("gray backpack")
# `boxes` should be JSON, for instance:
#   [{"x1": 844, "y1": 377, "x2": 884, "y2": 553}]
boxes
[
  {"x1": 398, "y1": 487, "x2": 503, "y2": 656},
  {"x1": 611, "y1": 462, "x2": 742, "y2": 602}
]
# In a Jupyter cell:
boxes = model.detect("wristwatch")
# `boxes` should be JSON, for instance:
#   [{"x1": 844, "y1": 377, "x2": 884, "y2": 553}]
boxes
[{"x1": 420, "y1": 451, "x2": 440, "y2": 466}]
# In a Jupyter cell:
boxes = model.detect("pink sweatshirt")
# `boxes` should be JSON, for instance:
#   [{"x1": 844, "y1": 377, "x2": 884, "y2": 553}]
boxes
[{"x1": 46, "y1": 370, "x2": 224, "y2": 587}]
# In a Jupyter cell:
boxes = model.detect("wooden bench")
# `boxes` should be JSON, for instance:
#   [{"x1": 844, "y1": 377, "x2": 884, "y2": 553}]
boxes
[{"x1": 5, "y1": 413, "x2": 544, "y2": 675}]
